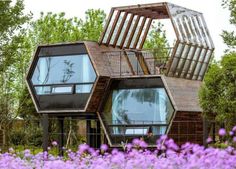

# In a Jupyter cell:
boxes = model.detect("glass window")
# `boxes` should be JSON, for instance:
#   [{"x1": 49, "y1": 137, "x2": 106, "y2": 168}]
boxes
[
  {"x1": 32, "y1": 54, "x2": 96, "y2": 85},
  {"x1": 103, "y1": 88, "x2": 174, "y2": 135},
  {"x1": 34, "y1": 86, "x2": 51, "y2": 95},
  {"x1": 51, "y1": 86, "x2": 72, "y2": 94},
  {"x1": 76, "y1": 84, "x2": 93, "y2": 93}
]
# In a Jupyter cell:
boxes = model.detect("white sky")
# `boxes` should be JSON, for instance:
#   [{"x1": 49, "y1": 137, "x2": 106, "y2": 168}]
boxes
[{"x1": 24, "y1": 0, "x2": 234, "y2": 60}]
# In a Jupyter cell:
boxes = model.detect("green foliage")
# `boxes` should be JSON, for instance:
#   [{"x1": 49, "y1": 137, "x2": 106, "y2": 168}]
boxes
[
  {"x1": 222, "y1": 0, "x2": 236, "y2": 50},
  {"x1": 0, "y1": 0, "x2": 31, "y2": 130},
  {"x1": 144, "y1": 22, "x2": 169, "y2": 61},
  {"x1": 199, "y1": 53, "x2": 236, "y2": 127}
]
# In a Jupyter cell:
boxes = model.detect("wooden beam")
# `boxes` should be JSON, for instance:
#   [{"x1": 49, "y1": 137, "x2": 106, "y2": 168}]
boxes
[
  {"x1": 106, "y1": 11, "x2": 121, "y2": 45},
  {"x1": 125, "y1": 15, "x2": 141, "y2": 48},
  {"x1": 188, "y1": 46, "x2": 204, "y2": 80},
  {"x1": 182, "y1": 45, "x2": 198, "y2": 78},
  {"x1": 132, "y1": 17, "x2": 147, "y2": 49},
  {"x1": 120, "y1": 14, "x2": 134, "y2": 48},
  {"x1": 123, "y1": 51, "x2": 136, "y2": 75},
  {"x1": 166, "y1": 41, "x2": 180, "y2": 75},
  {"x1": 138, "y1": 18, "x2": 152, "y2": 49},
  {"x1": 170, "y1": 43, "x2": 185, "y2": 76},
  {"x1": 176, "y1": 44, "x2": 191, "y2": 77},
  {"x1": 200, "y1": 49, "x2": 214, "y2": 80},
  {"x1": 99, "y1": 8, "x2": 114, "y2": 44},
  {"x1": 136, "y1": 52, "x2": 150, "y2": 75},
  {"x1": 194, "y1": 48, "x2": 209, "y2": 80},
  {"x1": 112, "y1": 12, "x2": 128, "y2": 47}
]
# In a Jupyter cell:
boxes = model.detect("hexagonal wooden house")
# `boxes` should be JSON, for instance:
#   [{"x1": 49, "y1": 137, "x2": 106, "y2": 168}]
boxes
[{"x1": 26, "y1": 2, "x2": 214, "y2": 149}]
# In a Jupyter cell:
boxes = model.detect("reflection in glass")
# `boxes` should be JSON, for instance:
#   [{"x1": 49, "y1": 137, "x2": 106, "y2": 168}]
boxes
[
  {"x1": 76, "y1": 84, "x2": 93, "y2": 93},
  {"x1": 104, "y1": 88, "x2": 174, "y2": 135},
  {"x1": 51, "y1": 86, "x2": 72, "y2": 94},
  {"x1": 32, "y1": 54, "x2": 96, "y2": 85},
  {"x1": 34, "y1": 86, "x2": 51, "y2": 95}
]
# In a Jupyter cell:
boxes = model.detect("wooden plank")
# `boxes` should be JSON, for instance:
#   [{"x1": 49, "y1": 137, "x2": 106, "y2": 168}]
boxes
[
  {"x1": 120, "y1": 14, "x2": 134, "y2": 48},
  {"x1": 112, "y1": 12, "x2": 128, "y2": 47},
  {"x1": 200, "y1": 49, "x2": 214, "y2": 80},
  {"x1": 132, "y1": 17, "x2": 147, "y2": 49},
  {"x1": 182, "y1": 45, "x2": 198, "y2": 78},
  {"x1": 124, "y1": 51, "x2": 136, "y2": 75},
  {"x1": 136, "y1": 52, "x2": 150, "y2": 75},
  {"x1": 166, "y1": 41, "x2": 180, "y2": 75},
  {"x1": 194, "y1": 47, "x2": 209, "y2": 80},
  {"x1": 170, "y1": 43, "x2": 185, "y2": 76},
  {"x1": 125, "y1": 15, "x2": 141, "y2": 48},
  {"x1": 176, "y1": 44, "x2": 191, "y2": 77},
  {"x1": 138, "y1": 18, "x2": 152, "y2": 49},
  {"x1": 106, "y1": 11, "x2": 121, "y2": 45},
  {"x1": 99, "y1": 8, "x2": 114, "y2": 44},
  {"x1": 188, "y1": 46, "x2": 204, "y2": 80}
]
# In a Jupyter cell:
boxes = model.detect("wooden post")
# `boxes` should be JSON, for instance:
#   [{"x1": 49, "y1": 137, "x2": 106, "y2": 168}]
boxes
[
  {"x1": 42, "y1": 114, "x2": 49, "y2": 152},
  {"x1": 58, "y1": 117, "x2": 64, "y2": 156},
  {"x1": 203, "y1": 117, "x2": 208, "y2": 147}
]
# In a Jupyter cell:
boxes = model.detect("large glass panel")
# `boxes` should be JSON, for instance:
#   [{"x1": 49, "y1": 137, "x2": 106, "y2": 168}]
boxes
[
  {"x1": 103, "y1": 88, "x2": 174, "y2": 135},
  {"x1": 32, "y1": 54, "x2": 96, "y2": 85}
]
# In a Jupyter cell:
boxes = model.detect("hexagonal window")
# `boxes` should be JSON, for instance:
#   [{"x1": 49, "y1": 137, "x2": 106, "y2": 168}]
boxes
[
  {"x1": 27, "y1": 43, "x2": 97, "y2": 112},
  {"x1": 100, "y1": 77, "x2": 174, "y2": 145}
]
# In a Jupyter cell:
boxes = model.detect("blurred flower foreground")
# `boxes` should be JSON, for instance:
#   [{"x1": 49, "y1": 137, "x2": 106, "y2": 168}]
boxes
[{"x1": 1, "y1": 126, "x2": 236, "y2": 169}]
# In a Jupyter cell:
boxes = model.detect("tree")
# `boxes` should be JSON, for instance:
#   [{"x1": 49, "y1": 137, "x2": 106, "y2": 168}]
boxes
[
  {"x1": 222, "y1": 0, "x2": 236, "y2": 50},
  {"x1": 199, "y1": 53, "x2": 236, "y2": 128},
  {"x1": 199, "y1": 0, "x2": 236, "y2": 128},
  {"x1": 0, "y1": 0, "x2": 31, "y2": 129}
]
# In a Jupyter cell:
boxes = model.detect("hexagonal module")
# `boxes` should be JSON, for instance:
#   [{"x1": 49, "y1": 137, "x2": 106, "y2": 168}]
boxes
[
  {"x1": 26, "y1": 43, "x2": 97, "y2": 113},
  {"x1": 98, "y1": 76, "x2": 175, "y2": 146}
]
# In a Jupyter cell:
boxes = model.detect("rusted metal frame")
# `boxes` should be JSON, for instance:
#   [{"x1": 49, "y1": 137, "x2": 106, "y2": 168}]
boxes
[
  {"x1": 176, "y1": 44, "x2": 192, "y2": 77},
  {"x1": 132, "y1": 17, "x2": 147, "y2": 49},
  {"x1": 126, "y1": 15, "x2": 141, "y2": 48},
  {"x1": 99, "y1": 8, "x2": 115, "y2": 44},
  {"x1": 200, "y1": 49, "x2": 214, "y2": 80},
  {"x1": 194, "y1": 47, "x2": 209, "y2": 80},
  {"x1": 112, "y1": 12, "x2": 128, "y2": 47},
  {"x1": 170, "y1": 42, "x2": 185, "y2": 76},
  {"x1": 183, "y1": 44, "x2": 198, "y2": 78},
  {"x1": 138, "y1": 18, "x2": 152, "y2": 49},
  {"x1": 123, "y1": 51, "x2": 136, "y2": 75},
  {"x1": 165, "y1": 41, "x2": 180, "y2": 75},
  {"x1": 188, "y1": 46, "x2": 204, "y2": 80},
  {"x1": 136, "y1": 52, "x2": 150, "y2": 75},
  {"x1": 106, "y1": 11, "x2": 121, "y2": 46},
  {"x1": 120, "y1": 14, "x2": 134, "y2": 48}
]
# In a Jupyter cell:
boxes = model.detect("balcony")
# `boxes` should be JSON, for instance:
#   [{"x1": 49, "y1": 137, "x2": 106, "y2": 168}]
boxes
[{"x1": 103, "y1": 48, "x2": 172, "y2": 77}]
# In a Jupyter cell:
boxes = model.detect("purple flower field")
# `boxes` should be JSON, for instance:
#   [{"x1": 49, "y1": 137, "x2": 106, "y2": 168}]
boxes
[{"x1": 1, "y1": 128, "x2": 236, "y2": 169}]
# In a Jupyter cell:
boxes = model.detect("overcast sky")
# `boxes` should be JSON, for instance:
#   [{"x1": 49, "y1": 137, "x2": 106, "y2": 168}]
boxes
[{"x1": 23, "y1": 0, "x2": 233, "y2": 60}]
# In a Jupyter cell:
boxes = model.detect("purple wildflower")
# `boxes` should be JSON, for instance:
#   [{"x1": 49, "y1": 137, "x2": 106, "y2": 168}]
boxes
[{"x1": 218, "y1": 128, "x2": 226, "y2": 136}]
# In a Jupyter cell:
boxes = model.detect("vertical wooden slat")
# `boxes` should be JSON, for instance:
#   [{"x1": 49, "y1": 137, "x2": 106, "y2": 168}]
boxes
[
  {"x1": 106, "y1": 11, "x2": 121, "y2": 45},
  {"x1": 112, "y1": 12, "x2": 128, "y2": 47},
  {"x1": 183, "y1": 45, "x2": 198, "y2": 78},
  {"x1": 188, "y1": 46, "x2": 204, "y2": 79},
  {"x1": 171, "y1": 43, "x2": 185, "y2": 76},
  {"x1": 120, "y1": 14, "x2": 134, "y2": 48},
  {"x1": 176, "y1": 44, "x2": 191, "y2": 77},
  {"x1": 138, "y1": 18, "x2": 152, "y2": 49},
  {"x1": 200, "y1": 49, "x2": 214, "y2": 80},
  {"x1": 195, "y1": 47, "x2": 209, "y2": 80},
  {"x1": 125, "y1": 15, "x2": 141, "y2": 48},
  {"x1": 132, "y1": 17, "x2": 147, "y2": 49},
  {"x1": 99, "y1": 8, "x2": 114, "y2": 44},
  {"x1": 166, "y1": 41, "x2": 179, "y2": 75}
]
